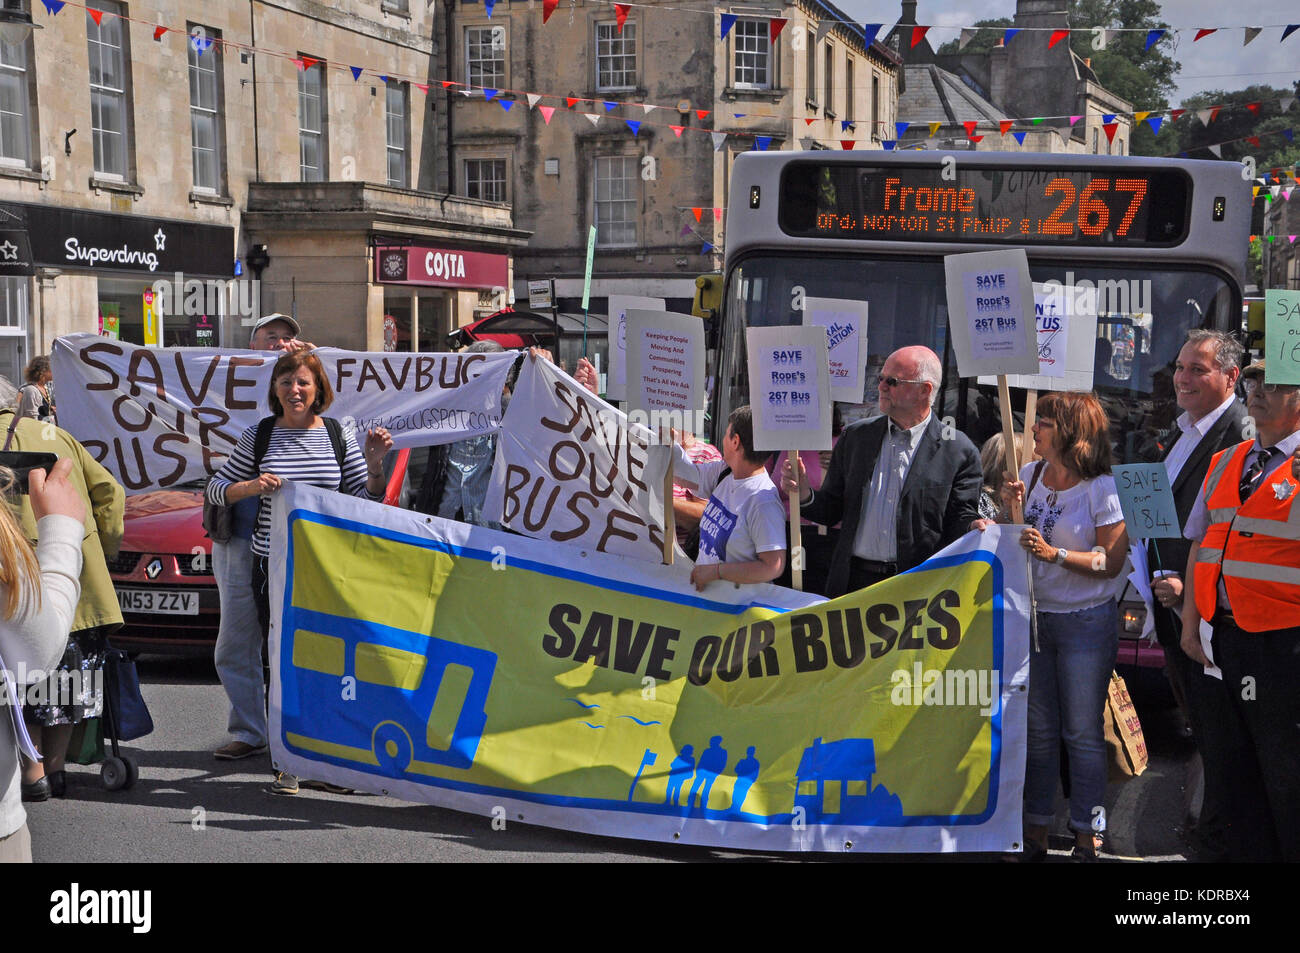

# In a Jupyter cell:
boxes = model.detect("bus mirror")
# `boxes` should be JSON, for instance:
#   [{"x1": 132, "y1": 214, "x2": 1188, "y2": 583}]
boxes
[{"x1": 693, "y1": 273, "x2": 723, "y2": 320}]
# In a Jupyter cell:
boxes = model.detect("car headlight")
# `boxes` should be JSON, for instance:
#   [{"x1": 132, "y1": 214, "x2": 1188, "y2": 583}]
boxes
[{"x1": 1120, "y1": 604, "x2": 1146, "y2": 634}]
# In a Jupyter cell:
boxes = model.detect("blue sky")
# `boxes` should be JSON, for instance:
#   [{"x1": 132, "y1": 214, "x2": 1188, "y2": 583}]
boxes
[{"x1": 837, "y1": 0, "x2": 1299, "y2": 106}]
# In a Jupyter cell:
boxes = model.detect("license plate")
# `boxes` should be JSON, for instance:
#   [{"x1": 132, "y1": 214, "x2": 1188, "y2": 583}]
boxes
[{"x1": 117, "y1": 589, "x2": 199, "y2": 615}]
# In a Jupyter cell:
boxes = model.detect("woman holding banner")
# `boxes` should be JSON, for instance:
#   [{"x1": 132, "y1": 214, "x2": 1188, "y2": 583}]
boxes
[
  {"x1": 979, "y1": 392, "x2": 1128, "y2": 861},
  {"x1": 205, "y1": 351, "x2": 392, "y2": 796}
]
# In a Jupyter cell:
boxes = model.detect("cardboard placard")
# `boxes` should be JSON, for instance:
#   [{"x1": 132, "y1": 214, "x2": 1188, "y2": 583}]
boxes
[
  {"x1": 606, "y1": 295, "x2": 665, "y2": 400},
  {"x1": 944, "y1": 249, "x2": 1039, "y2": 378},
  {"x1": 978, "y1": 283, "x2": 1099, "y2": 392},
  {"x1": 624, "y1": 309, "x2": 706, "y2": 421},
  {"x1": 804, "y1": 297, "x2": 869, "y2": 404},
  {"x1": 1113, "y1": 463, "x2": 1181, "y2": 539},
  {"x1": 1264, "y1": 288, "x2": 1300, "y2": 385},
  {"x1": 746, "y1": 325, "x2": 832, "y2": 452}
]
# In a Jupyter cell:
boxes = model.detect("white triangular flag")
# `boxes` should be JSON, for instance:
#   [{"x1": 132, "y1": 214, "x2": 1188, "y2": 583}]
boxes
[
  {"x1": 816, "y1": 20, "x2": 833, "y2": 45},
  {"x1": 1271, "y1": 185, "x2": 1281, "y2": 198},
  {"x1": 1197, "y1": 108, "x2": 1214, "y2": 126},
  {"x1": 1280, "y1": 96, "x2": 1295, "y2": 113},
  {"x1": 526, "y1": 93, "x2": 541, "y2": 107},
  {"x1": 585, "y1": 113, "x2": 600, "y2": 125},
  {"x1": 1208, "y1": 144, "x2": 1221, "y2": 157},
  {"x1": 1243, "y1": 27, "x2": 1262, "y2": 45},
  {"x1": 958, "y1": 28, "x2": 975, "y2": 50},
  {"x1": 711, "y1": 131, "x2": 727, "y2": 151},
  {"x1": 642, "y1": 104, "x2": 656, "y2": 116}
]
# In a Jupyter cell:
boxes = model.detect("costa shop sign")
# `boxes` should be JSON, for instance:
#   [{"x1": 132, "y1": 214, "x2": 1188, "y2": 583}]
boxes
[{"x1": 375, "y1": 245, "x2": 508, "y2": 289}]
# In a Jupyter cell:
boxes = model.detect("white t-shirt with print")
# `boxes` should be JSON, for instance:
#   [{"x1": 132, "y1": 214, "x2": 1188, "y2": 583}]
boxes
[
  {"x1": 694, "y1": 461, "x2": 787, "y2": 567},
  {"x1": 1021, "y1": 462, "x2": 1126, "y2": 613}
]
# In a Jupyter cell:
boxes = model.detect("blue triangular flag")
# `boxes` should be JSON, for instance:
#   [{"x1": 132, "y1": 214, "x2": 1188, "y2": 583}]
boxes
[
  {"x1": 1146, "y1": 116, "x2": 1164, "y2": 134},
  {"x1": 604, "y1": 101, "x2": 618, "y2": 112},
  {"x1": 484, "y1": 89, "x2": 499, "y2": 100},
  {"x1": 1179, "y1": 151, "x2": 1189, "y2": 158},
  {"x1": 1004, "y1": 28, "x2": 1020, "y2": 45},
  {"x1": 625, "y1": 119, "x2": 640, "y2": 135},
  {"x1": 1102, "y1": 113, "x2": 1115, "y2": 124},
  {"x1": 721, "y1": 14, "x2": 737, "y2": 40},
  {"x1": 40, "y1": 0, "x2": 65, "y2": 13},
  {"x1": 702, "y1": 243, "x2": 713, "y2": 254},
  {"x1": 485, "y1": 0, "x2": 495, "y2": 16},
  {"x1": 883, "y1": 140, "x2": 896, "y2": 150},
  {"x1": 379, "y1": 75, "x2": 390, "y2": 84},
  {"x1": 1282, "y1": 129, "x2": 1295, "y2": 143},
  {"x1": 754, "y1": 137, "x2": 772, "y2": 151},
  {"x1": 350, "y1": 66, "x2": 363, "y2": 81},
  {"x1": 861, "y1": 23, "x2": 882, "y2": 46},
  {"x1": 734, "y1": 113, "x2": 746, "y2": 119},
  {"x1": 896, "y1": 122, "x2": 909, "y2": 137},
  {"x1": 841, "y1": 120, "x2": 851, "y2": 132},
  {"x1": 1283, "y1": 25, "x2": 1299, "y2": 42},
  {"x1": 1012, "y1": 131, "x2": 1027, "y2": 145},
  {"x1": 1144, "y1": 29, "x2": 1164, "y2": 51},
  {"x1": 500, "y1": 99, "x2": 514, "y2": 111}
]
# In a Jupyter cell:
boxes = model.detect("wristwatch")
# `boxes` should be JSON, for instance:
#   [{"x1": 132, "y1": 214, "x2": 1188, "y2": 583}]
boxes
[{"x1": 1054, "y1": 548, "x2": 1069, "y2": 565}]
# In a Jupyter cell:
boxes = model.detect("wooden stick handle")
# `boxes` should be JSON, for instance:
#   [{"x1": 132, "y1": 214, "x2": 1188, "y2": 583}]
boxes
[
  {"x1": 998, "y1": 376, "x2": 1023, "y2": 523},
  {"x1": 789, "y1": 453, "x2": 804, "y2": 592}
]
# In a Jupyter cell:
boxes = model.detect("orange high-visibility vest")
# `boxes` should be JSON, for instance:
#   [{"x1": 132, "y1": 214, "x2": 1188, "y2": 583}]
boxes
[{"x1": 1194, "y1": 440, "x2": 1300, "y2": 632}]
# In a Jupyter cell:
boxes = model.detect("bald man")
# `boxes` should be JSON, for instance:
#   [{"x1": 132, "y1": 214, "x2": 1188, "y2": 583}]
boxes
[{"x1": 782, "y1": 345, "x2": 981, "y2": 595}]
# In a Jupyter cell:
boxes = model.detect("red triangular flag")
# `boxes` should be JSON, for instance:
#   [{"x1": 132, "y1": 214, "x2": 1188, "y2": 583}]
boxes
[
  {"x1": 566, "y1": 97, "x2": 580, "y2": 109},
  {"x1": 1247, "y1": 135, "x2": 1261, "y2": 147},
  {"x1": 1048, "y1": 29, "x2": 1069, "y2": 48},
  {"x1": 301, "y1": 56, "x2": 318, "y2": 70},
  {"x1": 441, "y1": 81, "x2": 455, "y2": 89},
  {"x1": 292, "y1": 58, "x2": 305, "y2": 72},
  {"x1": 1210, "y1": 105, "x2": 1223, "y2": 122},
  {"x1": 693, "y1": 207, "x2": 703, "y2": 222},
  {"x1": 841, "y1": 140, "x2": 855, "y2": 149},
  {"x1": 970, "y1": 135, "x2": 984, "y2": 143},
  {"x1": 1194, "y1": 28, "x2": 1216, "y2": 41},
  {"x1": 963, "y1": 120, "x2": 978, "y2": 137},
  {"x1": 670, "y1": 125, "x2": 684, "y2": 137},
  {"x1": 696, "y1": 109, "x2": 710, "y2": 120},
  {"x1": 1246, "y1": 101, "x2": 1261, "y2": 114},
  {"x1": 543, "y1": 0, "x2": 558, "y2": 24},
  {"x1": 911, "y1": 25, "x2": 930, "y2": 48},
  {"x1": 714, "y1": 208, "x2": 722, "y2": 222},
  {"x1": 153, "y1": 26, "x2": 167, "y2": 41},
  {"x1": 770, "y1": 18, "x2": 788, "y2": 43},
  {"x1": 88, "y1": 8, "x2": 104, "y2": 26},
  {"x1": 999, "y1": 119, "x2": 1013, "y2": 135},
  {"x1": 1170, "y1": 108, "x2": 1185, "y2": 122},
  {"x1": 414, "y1": 83, "x2": 429, "y2": 94},
  {"x1": 615, "y1": 4, "x2": 630, "y2": 33},
  {"x1": 1103, "y1": 122, "x2": 1118, "y2": 144},
  {"x1": 539, "y1": 106, "x2": 556, "y2": 124},
  {"x1": 804, "y1": 117, "x2": 816, "y2": 126}
]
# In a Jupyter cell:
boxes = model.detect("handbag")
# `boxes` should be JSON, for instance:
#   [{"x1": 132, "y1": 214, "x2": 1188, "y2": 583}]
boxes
[
  {"x1": 66, "y1": 718, "x2": 105, "y2": 765},
  {"x1": 1103, "y1": 670, "x2": 1148, "y2": 781},
  {"x1": 104, "y1": 649, "x2": 154, "y2": 742}
]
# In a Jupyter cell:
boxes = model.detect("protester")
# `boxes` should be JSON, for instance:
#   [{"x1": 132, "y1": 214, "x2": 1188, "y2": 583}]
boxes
[
  {"x1": 16, "y1": 356, "x2": 55, "y2": 425},
  {"x1": 1180, "y1": 360, "x2": 1300, "y2": 862},
  {"x1": 1145, "y1": 329, "x2": 1245, "y2": 860},
  {"x1": 977, "y1": 432, "x2": 1021, "y2": 521},
  {"x1": 686, "y1": 405, "x2": 786, "y2": 591},
  {"x1": 0, "y1": 409, "x2": 124, "y2": 801},
  {"x1": 986, "y1": 391, "x2": 1129, "y2": 861},
  {"x1": 0, "y1": 459, "x2": 85, "y2": 862},
  {"x1": 781, "y1": 345, "x2": 980, "y2": 595},
  {"x1": 770, "y1": 405, "x2": 843, "y2": 595},
  {"x1": 210, "y1": 313, "x2": 312, "y2": 763},
  {"x1": 206, "y1": 351, "x2": 392, "y2": 795}
]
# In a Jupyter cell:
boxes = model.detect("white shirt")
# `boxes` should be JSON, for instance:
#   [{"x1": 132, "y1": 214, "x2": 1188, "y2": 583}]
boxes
[
  {"x1": 852, "y1": 415, "x2": 928, "y2": 562},
  {"x1": 1162, "y1": 394, "x2": 1237, "y2": 486},
  {"x1": 1184, "y1": 429, "x2": 1300, "y2": 541},
  {"x1": 694, "y1": 461, "x2": 786, "y2": 567}
]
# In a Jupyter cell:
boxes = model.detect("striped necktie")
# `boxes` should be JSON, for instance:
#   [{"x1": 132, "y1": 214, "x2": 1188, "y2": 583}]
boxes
[{"x1": 1238, "y1": 448, "x2": 1272, "y2": 500}]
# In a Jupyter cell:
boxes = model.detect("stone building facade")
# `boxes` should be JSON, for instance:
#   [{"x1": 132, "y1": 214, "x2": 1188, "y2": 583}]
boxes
[
  {"x1": 1263, "y1": 190, "x2": 1300, "y2": 290},
  {"x1": 0, "y1": 0, "x2": 525, "y2": 375}
]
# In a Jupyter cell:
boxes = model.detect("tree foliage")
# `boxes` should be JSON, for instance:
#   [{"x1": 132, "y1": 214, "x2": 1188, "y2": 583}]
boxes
[{"x1": 935, "y1": 18, "x2": 1012, "y2": 57}]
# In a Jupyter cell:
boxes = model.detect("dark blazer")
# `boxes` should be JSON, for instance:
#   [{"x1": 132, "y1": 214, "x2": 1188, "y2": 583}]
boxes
[
  {"x1": 801, "y1": 413, "x2": 982, "y2": 597},
  {"x1": 1147, "y1": 397, "x2": 1248, "y2": 646}
]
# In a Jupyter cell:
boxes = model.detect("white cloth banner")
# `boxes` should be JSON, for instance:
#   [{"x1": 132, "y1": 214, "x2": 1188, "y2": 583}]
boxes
[
  {"x1": 51, "y1": 334, "x2": 514, "y2": 493},
  {"x1": 484, "y1": 356, "x2": 691, "y2": 564}
]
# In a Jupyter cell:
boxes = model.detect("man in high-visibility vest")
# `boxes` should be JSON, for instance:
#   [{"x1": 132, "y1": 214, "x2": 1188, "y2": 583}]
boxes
[{"x1": 1180, "y1": 360, "x2": 1300, "y2": 862}]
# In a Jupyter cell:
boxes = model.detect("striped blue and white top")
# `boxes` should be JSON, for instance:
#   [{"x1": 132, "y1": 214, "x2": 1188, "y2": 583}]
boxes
[{"x1": 206, "y1": 421, "x2": 378, "y2": 556}]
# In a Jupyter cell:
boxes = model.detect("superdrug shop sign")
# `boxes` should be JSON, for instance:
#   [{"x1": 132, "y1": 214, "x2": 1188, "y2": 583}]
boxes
[
  {"x1": 3, "y1": 202, "x2": 233, "y2": 276},
  {"x1": 375, "y1": 245, "x2": 508, "y2": 290}
]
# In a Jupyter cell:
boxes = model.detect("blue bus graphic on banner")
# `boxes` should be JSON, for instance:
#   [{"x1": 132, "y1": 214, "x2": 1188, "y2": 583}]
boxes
[{"x1": 281, "y1": 607, "x2": 497, "y2": 779}]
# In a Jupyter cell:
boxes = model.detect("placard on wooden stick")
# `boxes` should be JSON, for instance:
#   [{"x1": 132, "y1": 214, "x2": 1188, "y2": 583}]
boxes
[
  {"x1": 804, "y1": 297, "x2": 869, "y2": 404},
  {"x1": 606, "y1": 294, "x2": 665, "y2": 400},
  {"x1": 747, "y1": 325, "x2": 831, "y2": 591}
]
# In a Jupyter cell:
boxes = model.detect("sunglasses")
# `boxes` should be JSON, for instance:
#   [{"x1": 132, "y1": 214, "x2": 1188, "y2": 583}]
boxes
[
  {"x1": 1243, "y1": 379, "x2": 1297, "y2": 395},
  {"x1": 878, "y1": 376, "x2": 927, "y2": 389}
]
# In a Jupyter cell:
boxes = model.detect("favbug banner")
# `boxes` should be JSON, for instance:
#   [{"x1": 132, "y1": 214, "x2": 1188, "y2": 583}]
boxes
[
  {"x1": 269, "y1": 482, "x2": 1030, "y2": 852},
  {"x1": 51, "y1": 335, "x2": 514, "y2": 493}
]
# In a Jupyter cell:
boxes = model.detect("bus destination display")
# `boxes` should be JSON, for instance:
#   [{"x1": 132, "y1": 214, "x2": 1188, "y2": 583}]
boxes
[{"x1": 780, "y1": 163, "x2": 1189, "y2": 246}]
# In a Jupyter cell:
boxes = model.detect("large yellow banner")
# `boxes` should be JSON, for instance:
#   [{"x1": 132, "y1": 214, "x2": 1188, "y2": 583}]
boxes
[{"x1": 270, "y1": 483, "x2": 1030, "y2": 852}]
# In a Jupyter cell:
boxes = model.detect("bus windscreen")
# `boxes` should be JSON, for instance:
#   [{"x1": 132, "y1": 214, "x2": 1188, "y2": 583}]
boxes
[{"x1": 780, "y1": 162, "x2": 1190, "y2": 247}]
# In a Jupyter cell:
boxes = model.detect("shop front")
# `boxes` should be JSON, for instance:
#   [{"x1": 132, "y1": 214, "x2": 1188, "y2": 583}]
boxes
[
  {"x1": 374, "y1": 244, "x2": 511, "y2": 352},
  {"x1": 2, "y1": 202, "x2": 236, "y2": 354}
]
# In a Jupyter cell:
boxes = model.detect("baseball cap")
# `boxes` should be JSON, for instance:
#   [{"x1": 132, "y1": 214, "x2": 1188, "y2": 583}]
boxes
[
  {"x1": 1242, "y1": 360, "x2": 1265, "y2": 380},
  {"x1": 249, "y1": 312, "x2": 301, "y2": 344}
]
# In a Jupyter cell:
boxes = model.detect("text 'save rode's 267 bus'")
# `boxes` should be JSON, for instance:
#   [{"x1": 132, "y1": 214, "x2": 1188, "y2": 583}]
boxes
[{"x1": 707, "y1": 150, "x2": 1251, "y2": 658}]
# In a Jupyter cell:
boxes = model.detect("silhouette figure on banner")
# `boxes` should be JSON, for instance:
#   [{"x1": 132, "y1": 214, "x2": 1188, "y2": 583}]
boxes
[
  {"x1": 665, "y1": 745, "x2": 695, "y2": 806},
  {"x1": 689, "y1": 736, "x2": 728, "y2": 810},
  {"x1": 729, "y1": 746, "x2": 761, "y2": 814}
]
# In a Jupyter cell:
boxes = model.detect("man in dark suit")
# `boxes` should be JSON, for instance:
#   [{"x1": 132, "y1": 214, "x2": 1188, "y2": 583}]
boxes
[
  {"x1": 781, "y1": 345, "x2": 981, "y2": 596},
  {"x1": 1147, "y1": 329, "x2": 1245, "y2": 860}
]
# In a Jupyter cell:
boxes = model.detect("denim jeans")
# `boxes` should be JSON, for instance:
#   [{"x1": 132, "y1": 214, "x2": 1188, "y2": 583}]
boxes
[
  {"x1": 212, "y1": 539, "x2": 268, "y2": 748},
  {"x1": 1024, "y1": 599, "x2": 1118, "y2": 834}
]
